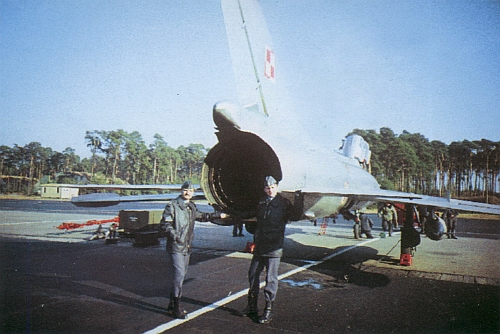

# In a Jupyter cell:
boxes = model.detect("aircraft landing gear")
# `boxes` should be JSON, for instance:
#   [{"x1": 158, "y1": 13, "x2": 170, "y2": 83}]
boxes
[
  {"x1": 400, "y1": 204, "x2": 421, "y2": 266},
  {"x1": 353, "y1": 223, "x2": 361, "y2": 239}
]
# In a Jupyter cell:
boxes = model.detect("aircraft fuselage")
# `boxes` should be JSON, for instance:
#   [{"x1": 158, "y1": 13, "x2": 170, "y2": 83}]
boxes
[{"x1": 201, "y1": 102, "x2": 380, "y2": 220}]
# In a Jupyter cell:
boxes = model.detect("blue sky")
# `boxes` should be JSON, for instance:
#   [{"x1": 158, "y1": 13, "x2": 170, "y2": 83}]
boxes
[{"x1": 1, "y1": 0, "x2": 499, "y2": 158}]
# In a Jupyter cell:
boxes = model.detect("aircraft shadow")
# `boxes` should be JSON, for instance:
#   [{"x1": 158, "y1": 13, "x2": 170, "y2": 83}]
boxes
[
  {"x1": 206, "y1": 239, "x2": 392, "y2": 319},
  {"x1": 284, "y1": 238, "x2": 391, "y2": 289}
]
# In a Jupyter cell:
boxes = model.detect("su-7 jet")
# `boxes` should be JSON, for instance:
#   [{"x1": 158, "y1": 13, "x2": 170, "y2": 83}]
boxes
[
  {"x1": 198, "y1": 0, "x2": 500, "y2": 256},
  {"x1": 71, "y1": 0, "x2": 500, "y2": 256}
]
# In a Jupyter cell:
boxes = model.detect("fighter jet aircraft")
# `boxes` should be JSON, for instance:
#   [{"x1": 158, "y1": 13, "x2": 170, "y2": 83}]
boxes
[
  {"x1": 71, "y1": 0, "x2": 499, "y2": 245},
  {"x1": 199, "y1": 0, "x2": 500, "y2": 247}
]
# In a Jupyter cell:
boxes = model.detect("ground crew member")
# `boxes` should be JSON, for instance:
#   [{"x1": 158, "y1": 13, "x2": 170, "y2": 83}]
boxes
[
  {"x1": 232, "y1": 220, "x2": 244, "y2": 237},
  {"x1": 240, "y1": 176, "x2": 300, "y2": 324},
  {"x1": 418, "y1": 205, "x2": 429, "y2": 234},
  {"x1": 443, "y1": 208, "x2": 459, "y2": 239},
  {"x1": 354, "y1": 212, "x2": 374, "y2": 239},
  {"x1": 106, "y1": 223, "x2": 117, "y2": 239},
  {"x1": 160, "y1": 181, "x2": 225, "y2": 319},
  {"x1": 378, "y1": 202, "x2": 398, "y2": 236}
]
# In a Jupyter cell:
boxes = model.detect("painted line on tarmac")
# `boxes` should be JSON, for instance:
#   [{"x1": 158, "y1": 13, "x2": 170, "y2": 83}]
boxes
[{"x1": 143, "y1": 236, "x2": 382, "y2": 334}]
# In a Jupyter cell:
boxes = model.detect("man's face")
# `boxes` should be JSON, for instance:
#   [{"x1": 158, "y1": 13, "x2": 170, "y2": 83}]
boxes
[
  {"x1": 264, "y1": 184, "x2": 278, "y2": 198},
  {"x1": 181, "y1": 188, "x2": 195, "y2": 200}
]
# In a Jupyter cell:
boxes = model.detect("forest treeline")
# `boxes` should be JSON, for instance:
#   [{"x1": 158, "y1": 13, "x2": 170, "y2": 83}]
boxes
[
  {"x1": 350, "y1": 127, "x2": 499, "y2": 200},
  {"x1": 0, "y1": 129, "x2": 208, "y2": 195},
  {"x1": 1, "y1": 127, "x2": 499, "y2": 200}
]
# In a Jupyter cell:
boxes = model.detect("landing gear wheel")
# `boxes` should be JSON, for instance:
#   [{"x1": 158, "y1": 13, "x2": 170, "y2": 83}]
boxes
[{"x1": 353, "y1": 224, "x2": 360, "y2": 239}]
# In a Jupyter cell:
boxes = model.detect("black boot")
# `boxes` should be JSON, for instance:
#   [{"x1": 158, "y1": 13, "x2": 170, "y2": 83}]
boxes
[
  {"x1": 167, "y1": 294, "x2": 174, "y2": 313},
  {"x1": 173, "y1": 297, "x2": 187, "y2": 319},
  {"x1": 239, "y1": 294, "x2": 258, "y2": 318},
  {"x1": 258, "y1": 301, "x2": 273, "y2": 324},
  {"x1": 168, "y1": 294, "x2": 186, "y2": 316}
]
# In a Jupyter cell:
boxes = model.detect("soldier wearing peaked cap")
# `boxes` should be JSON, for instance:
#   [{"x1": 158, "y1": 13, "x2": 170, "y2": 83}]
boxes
[
  {"x1": 240, "y1": 175, "x2": 301, "y2": 324},
  {"x1": 160, "y1": 180, "x2": 225, "y2": 319},
  {"x1": 181, "y1": 180, "x2": 193, "y2": 190}
]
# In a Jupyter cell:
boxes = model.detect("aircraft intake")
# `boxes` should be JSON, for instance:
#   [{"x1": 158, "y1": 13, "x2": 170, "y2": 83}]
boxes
[{"x1": 201, "y1": 128, "x2": 281, "y2": 219}]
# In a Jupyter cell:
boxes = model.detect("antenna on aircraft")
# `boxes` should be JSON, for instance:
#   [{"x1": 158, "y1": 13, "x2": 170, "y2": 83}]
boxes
[{"x1": 236, "y1": 0, "x2": 269, "y2": 116}]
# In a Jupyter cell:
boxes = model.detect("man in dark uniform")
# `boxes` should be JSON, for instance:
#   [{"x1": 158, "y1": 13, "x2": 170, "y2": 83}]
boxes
[
  {"x1": 240, "y1": 176, "x2": 299, "y2": 324},
  {"x1": 360, "y1": 212, "x2": 374, "y2": 238},
  {"x1": 418, "y1": 205, "x2": 429, "y2": 234},
  {"x1": 443, "y1": 208, "x2": 459, "y2": 239},
  {"x1": 160, "y1": 181, "x2": 225, "y2": 319}
]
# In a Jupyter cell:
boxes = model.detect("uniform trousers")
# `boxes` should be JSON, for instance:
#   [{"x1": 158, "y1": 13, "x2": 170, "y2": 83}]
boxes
[
  {"x1": 167, "y1": 252, "x2": 190, "y2": 298},
  {"x1": 446, "y1": 218, "x2": 457, "y2": 236},
  {"x1": 382, "y1": 219, "x2": 395, "y2": 235},
  {"x1": 248, "y1": 254, "x2": 281, "y2": 302}
]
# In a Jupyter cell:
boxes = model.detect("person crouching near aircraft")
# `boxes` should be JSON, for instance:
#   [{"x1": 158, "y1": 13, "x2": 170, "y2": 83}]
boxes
[
  {"x1": 378, "y1": 202, "x2": 398, "y2": 236},
  {"x1": 357, "y1": 212, "x2": 374, "y2": 239},
  {"x1": 240, "y1": 176, "x2": 300, "y2": 324},
  {"x1": 160, "y1": 180, "x2": 226, "y2": 319}
]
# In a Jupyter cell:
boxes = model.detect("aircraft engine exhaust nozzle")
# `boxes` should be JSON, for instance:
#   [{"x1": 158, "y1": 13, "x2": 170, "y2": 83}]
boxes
[{"x1": 202, "y1": 127, "x2": 282, "y2": 219}]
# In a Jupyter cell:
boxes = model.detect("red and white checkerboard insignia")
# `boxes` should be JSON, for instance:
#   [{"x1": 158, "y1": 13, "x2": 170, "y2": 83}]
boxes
[{"x1": 264, "y1": 46, "x2": 275, "y2": 82}]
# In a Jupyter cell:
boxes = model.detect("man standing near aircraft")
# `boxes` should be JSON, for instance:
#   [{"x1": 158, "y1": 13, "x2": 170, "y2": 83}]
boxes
[
  {"x1": 418, "y1": 205, "x2": 429, "y2": 234},
  {"x1": 240, "y1": 176, "x2": 299, "y2": 324},
  {"x1": 443, "y1": 208, "x2": 459, "y2": 239},
  {"x1": 378, "y1": 202, "x2": 398, "y2": 236},
  {"x1": 160, "y1": 181, "x2": 225, "y2": 319}
]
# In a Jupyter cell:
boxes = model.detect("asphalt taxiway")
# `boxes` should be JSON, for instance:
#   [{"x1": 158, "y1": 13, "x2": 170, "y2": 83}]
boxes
[{"x1": 1, "y1": 200, "x2": 499, "y2": 333}]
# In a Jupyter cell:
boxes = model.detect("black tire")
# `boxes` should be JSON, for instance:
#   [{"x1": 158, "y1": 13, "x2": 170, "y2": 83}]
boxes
[{"x1": 353, "y1": 224, "x2": 360, "y2": 239}]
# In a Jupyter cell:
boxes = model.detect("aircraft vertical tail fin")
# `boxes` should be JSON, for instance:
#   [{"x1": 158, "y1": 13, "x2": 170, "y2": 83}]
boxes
[
  {"x1": 220, "y1": 0, "x2": 307, "y2": 143},
  {"x1": 220, "y1": 0, "x2": 291, "y2": 120}
]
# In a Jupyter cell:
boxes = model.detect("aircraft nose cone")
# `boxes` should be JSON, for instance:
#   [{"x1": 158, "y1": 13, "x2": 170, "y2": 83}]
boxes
[{"x1": 213, "y1": 101, "x2": 240, "y2": 129}]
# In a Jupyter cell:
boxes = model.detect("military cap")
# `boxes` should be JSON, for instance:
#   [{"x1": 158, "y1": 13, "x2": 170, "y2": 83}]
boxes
[
  {"x1": 264, "y1": 175, "x2": 278, "y2": 187},
  {"x1": 181, "y1": 180, "x2": 194, "y2": 190}
]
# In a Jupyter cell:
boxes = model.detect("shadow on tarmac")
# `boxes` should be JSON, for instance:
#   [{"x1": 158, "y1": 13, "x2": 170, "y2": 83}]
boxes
[
  {"x1": 2, "y1": 223, "x2": 499, "y2": 333},
  {"x1": 279, "y1": 231, "x2": 393, "y2": 289}
]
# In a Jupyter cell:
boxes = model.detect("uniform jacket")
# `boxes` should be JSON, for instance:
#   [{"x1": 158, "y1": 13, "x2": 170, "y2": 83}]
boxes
[
  {"x1": 253, "y1": 193, "x2": 296, "y2": 257},
  {"x1": 443, "y1": 209, "x2": 459, "y2": 222},
  {"x1": 160, "y1": 196, "x2": 205, "y2": 254},
  {"x1": 378, "y1": 205, "x2": 397, "y2": 222}
]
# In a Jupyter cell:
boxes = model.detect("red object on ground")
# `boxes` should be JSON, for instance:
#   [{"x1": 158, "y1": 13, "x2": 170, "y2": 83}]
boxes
[
  {"x1": 400, "y1": 253, "x2": 412, "y2": 266},
  {"x1": 56, "y1": 217, "x2": 119, "y2": 230},
  {"x1": 244, "y1": 242, "x2": 255, "y2": 253}
]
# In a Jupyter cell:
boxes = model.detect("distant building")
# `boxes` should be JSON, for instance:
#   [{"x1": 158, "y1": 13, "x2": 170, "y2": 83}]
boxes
[
  {"x1": 54, "y1": 172, "x2": 90, "y2": 184},
  {"x1": 40, "y1": 185, "x2": 79, "y2": 199}
]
